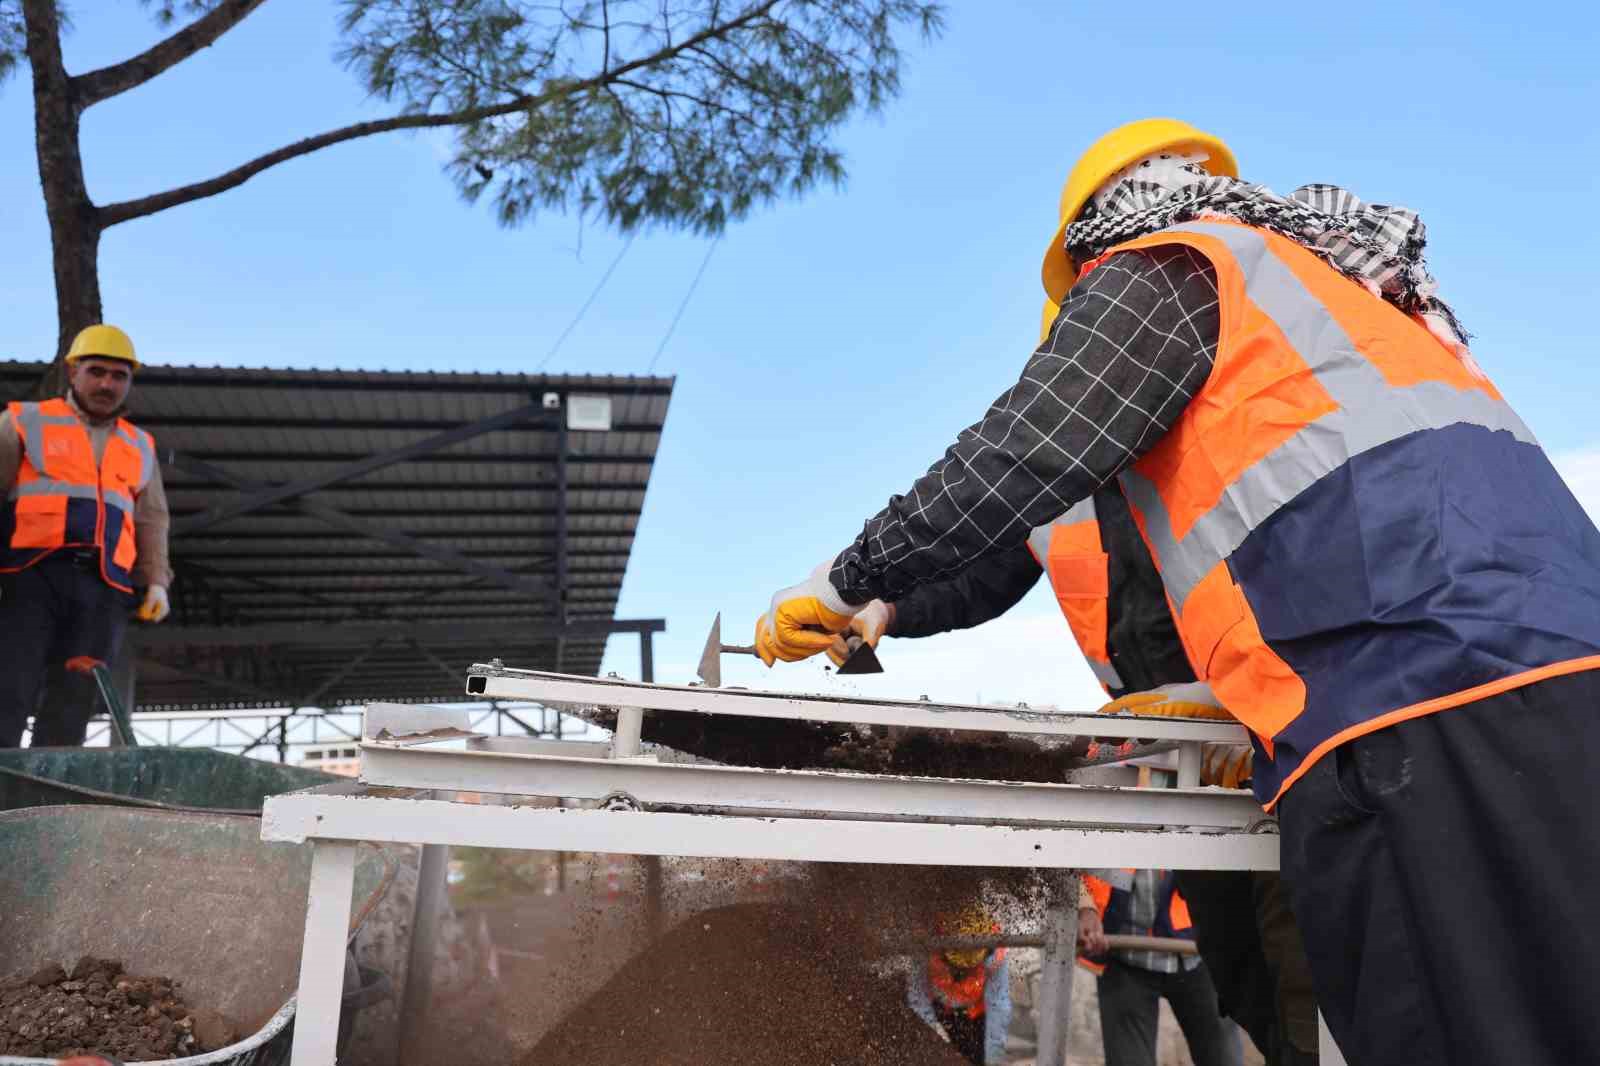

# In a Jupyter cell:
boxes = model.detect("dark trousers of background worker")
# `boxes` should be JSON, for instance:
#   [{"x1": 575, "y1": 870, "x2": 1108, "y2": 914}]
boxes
[
  {"x1": 0, "y1": 553, "x2": 132, "y2": 748},
  {"x1": 1279, "y1": 668, "x2": 1600, "y2": 1066},
  {"x1": 932, "y1": 1004, "x2": 986, "y2": 1066},
  {"x1": 1097, "y1": 957, "x2": 1237, "y2": 1066},
  {"x1": 1176, "y1": 870, "x2": 1319, "y2": 1066}
]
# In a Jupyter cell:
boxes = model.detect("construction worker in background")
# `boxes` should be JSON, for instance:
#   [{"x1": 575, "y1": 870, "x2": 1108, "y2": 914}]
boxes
[
  {"x1": 0, "y1": 326, "x2": 172, "y2": 747},
  {"x1": 757, "y1": 118, "x2": 1600, "y2": 1066},
  {"x1": 905, "y1": 903, "x2": 1012, "y2": 1064},
  {"x1": 1078, "y1": 869, "x2": 1239, "y2": 1066}
]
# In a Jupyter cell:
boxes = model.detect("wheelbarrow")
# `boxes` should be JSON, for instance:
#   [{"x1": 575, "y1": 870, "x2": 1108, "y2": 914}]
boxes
[{"x1": 0, "y1": 806, "x2": 396, "y2": 1065}]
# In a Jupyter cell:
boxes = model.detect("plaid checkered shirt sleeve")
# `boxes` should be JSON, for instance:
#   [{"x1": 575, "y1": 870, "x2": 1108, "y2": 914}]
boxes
[{"x1": 829, "y1": 246, "x2": 1221, "y2": 605}]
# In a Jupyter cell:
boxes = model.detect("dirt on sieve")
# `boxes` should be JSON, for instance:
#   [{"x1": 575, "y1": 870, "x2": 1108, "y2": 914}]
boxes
[
  {"x1": 580, "y1": 703, "x2": 1148, "y2": 784},
  {"x1": 0, "y1": 957, "x2": 237, "y2": 1061},
  {"x1": 520, "y1": 902, "x2": 975, "y2": 1066}
]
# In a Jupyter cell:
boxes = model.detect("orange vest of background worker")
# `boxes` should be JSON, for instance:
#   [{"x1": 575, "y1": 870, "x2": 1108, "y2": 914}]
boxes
[
  {"x1": 3, "y1": 396, "x2": 155, "y2": 594},
  {"x1": 1076, "y1": 869, "x2": 1196, "y2": 974},
  {"x1": 0, "y1": 325, "x2": 172, "y2": 749}
]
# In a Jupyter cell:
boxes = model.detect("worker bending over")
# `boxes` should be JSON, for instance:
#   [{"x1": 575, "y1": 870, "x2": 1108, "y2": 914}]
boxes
[
  {"x1": 906, "y1": 904, "x2": 1012, "y2": 1064},
  {"x1": 0, "y1": 326, "x2": 171, "y2": 746},
  {"x1": 757, "y1": 119, "x2": 1600, "y2": 1065}
]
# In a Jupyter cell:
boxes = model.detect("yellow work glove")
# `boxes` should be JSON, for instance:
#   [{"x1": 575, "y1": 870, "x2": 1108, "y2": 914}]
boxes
[
  {"x1": 754, "y1": 561, "x2": 859, "y2": 666},
  {"x1": 136, "y1": 584, "x2": 170, "y2": 624},
  {"x1": 827, "y1": 599, "x2": 893, "y2": 667},
  {"x1": 1201, "y1": 743, "x2": 1253, "y2": 789},
  {"x1": 1096, "y1": 681, "x2": 1234, "y2": 720}
]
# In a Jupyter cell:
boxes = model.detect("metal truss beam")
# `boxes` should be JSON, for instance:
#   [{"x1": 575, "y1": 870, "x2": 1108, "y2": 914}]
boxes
[
  {"x1": 163, "y1": 478, "x2": 653, "y2": 496},
  {"x1": 127, "y1": 617, "x2": 666, "y2": 649},
  {"x1": 135, "y1": 657, "x2": 300, "y2": 707},
  {"x1": 167, "y1": 508, "x2": 640, "y2": 525},
  {"x1": 174, "y1": 449, "x2": 657, "y2": 467},
  {"x1": 168, "y1": 453, "x2": 555, "y2": 599},
  {"x1": 134, "y1": 374, "x2": 671, "y2": 397},
  {"x1": 148, "y1": 416, "x2": 658, "y2": 433},
  {"x1": 169, "y1": 403, "x2": 557, "y2": 535}
]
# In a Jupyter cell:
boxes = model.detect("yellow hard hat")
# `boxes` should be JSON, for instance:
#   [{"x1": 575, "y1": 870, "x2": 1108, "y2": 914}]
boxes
[
  {"x1": 937, "y1": 903, "x2": 998, "y2": 969},
  {"x1": 65, "y1": 324, "x2": 140, "y2": 369},
  {"x1": 1041, "y1": 119, "x2": 1237, "y2": 302}
]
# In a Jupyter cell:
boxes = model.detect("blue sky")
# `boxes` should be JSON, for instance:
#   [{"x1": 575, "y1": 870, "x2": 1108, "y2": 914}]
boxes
[{"x1": 2, "y1": 1, "x2": 1596, "y2": 709}]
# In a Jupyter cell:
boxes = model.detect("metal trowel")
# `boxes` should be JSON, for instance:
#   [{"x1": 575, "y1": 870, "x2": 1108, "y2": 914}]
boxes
[{"x1": 696, "y1": 611, "x2": 883, "y2": 687}]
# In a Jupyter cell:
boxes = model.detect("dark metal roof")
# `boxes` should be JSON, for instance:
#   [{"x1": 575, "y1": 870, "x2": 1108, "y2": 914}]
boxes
[{"x1": 0, "y1": 362, "x2": 673, "y2": 711}]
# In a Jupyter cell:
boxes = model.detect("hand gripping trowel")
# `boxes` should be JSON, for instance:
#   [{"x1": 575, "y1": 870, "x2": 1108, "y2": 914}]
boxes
[{"x1": 696, "y1": 611, "x2": 883, "y2": 687}]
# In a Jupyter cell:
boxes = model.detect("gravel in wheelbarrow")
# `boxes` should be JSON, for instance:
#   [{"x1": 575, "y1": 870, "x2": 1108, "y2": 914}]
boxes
[{"x1": 0, "y1": 956, "x2": 236, "y2": 1061}]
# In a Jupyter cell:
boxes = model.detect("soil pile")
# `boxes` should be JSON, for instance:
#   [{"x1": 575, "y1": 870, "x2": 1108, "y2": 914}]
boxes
[
  {"x1": 520, "y1": 903, "x2": 973, "y2": 1066},
  {"x1": 0, "y1": 957, "x2": 238, "y2": 1061}
]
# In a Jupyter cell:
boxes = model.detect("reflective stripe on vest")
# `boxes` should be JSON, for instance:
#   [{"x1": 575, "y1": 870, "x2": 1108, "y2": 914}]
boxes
[
  {"x1": 1026, "y1": 497, "x2": 1125, "y2": 693},
  {"x1": 3, "y1": 399, "x2": 154, "y2": 592},
  {"x1": 1100, "y1": 220, "x2": 1600, "y2": 806},
  {"x1": 1115, "y1": 221, "x2": 1533, "y2": 616}
]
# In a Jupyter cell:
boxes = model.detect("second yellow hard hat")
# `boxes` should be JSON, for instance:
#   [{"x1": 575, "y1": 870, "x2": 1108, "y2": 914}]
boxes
[
  {"x1": 65, "y1": 324, "x2": 140, "y2": 369},
  {"x1": 1041, "y1": 119, "x2": 1237, "y2": 303}
]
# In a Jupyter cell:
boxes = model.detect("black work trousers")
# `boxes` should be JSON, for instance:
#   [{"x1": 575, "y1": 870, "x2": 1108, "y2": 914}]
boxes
[
  {"x1": 1097, "y1": 958, "x2": 1238, "y2": 1066},
  {"x1": 0, "y1": 554, "x2": 132, "y2": 747},
  {"x1": 1175, "y1": 870, "x2": 1319, "y2": 1066},
  {"x1": 1278, "y1": 669, "x2": 1600, "y2": 1066}
]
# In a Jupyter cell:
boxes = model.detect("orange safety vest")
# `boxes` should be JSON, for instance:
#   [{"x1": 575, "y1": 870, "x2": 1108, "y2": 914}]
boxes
[
  {"x1": 1072, "y1": 219, "x2": 1600, "y2": 808},
  {"x1": 1078, "y1": 869, "x2": 1194, "y2": 976},
  {"x1": 2, "y1": 398, "x2": 156, "y2": 594},
  {"x1": 927, "y1": 946, "x2": 1007, "y2": 1020},
  {"x1": 1026, "y1": 497, "x2": 1123, "y2": 694}
]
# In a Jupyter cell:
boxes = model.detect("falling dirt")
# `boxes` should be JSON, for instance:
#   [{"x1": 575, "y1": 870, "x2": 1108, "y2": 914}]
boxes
[
  {"x1": 520, "y1": 901, "x2": 976, "y2": 1066},
  {"x1": 0, "y1": 957, "x2": 238, "y2": 1060}
]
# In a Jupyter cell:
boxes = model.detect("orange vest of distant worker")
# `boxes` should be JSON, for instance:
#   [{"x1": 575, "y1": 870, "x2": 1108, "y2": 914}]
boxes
[
  {"x1": 927, "y1": 946, "x2": 1007, "y2": 1020},
  {"x1": 1037, "y1": 219, "x2": 1600, "y2": 808},
  {"x1": 2, "y1": 398, "x2": 156, "y2": 593}
]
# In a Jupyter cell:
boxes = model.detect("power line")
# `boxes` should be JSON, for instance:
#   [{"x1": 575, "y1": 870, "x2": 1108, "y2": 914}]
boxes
[
  {"x1": 647, "y1": 236, "x2": 720, "y2": 374},
  {"x1": 535, "y1": 232, "x2": 637, "y2": 371}
]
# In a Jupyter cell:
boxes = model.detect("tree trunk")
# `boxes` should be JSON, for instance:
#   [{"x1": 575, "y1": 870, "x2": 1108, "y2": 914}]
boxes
[{"x1": 22, "y1": 0, "x2": 102, "y2": 398}]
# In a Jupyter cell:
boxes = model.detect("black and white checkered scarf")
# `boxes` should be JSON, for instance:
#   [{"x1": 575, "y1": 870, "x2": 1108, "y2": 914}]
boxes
[{"x1": 1066, "y1": 176, "x2": 1474, "y2": 356}]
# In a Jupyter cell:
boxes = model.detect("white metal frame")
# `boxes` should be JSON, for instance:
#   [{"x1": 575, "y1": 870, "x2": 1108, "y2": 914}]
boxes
[{"x1": 259, "y1": 675, "x2": 1347, "y2": 1066}]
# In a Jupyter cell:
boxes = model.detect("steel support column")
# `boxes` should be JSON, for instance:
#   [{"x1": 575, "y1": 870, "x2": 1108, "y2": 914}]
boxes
[
  {"x1": 1035, "y1": 873, "x2": 1079, "y2": 1066},
  {"x1": 554, "y1": 404, "x2": 570, "y2": 673},
  {"x1": 398, "y1": 835, "x2": 451, "y2": 1066},
  {"x1": 639, "y1": 630, "x2": 655, "y2": 683}
]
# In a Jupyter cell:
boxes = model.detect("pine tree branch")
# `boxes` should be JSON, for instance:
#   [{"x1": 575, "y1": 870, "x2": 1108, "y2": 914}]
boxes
[
  {"x1": 98, "y1": 98, "x2": 532, "y2": 226},
  {"x1": 97, "y1": 0, "x2": 781, "y2": 229},
  {"x1": 73, "y1": 0, "x2": 270, "y2": 108}
]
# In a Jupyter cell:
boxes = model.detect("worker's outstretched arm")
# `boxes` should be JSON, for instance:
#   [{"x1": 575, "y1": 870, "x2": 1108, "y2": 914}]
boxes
[
  {"x1": 826, "y1": 544, "x2": 1041, "y2": 665},
  {"x1": 829, "y1": 246, "x2": 1219, "y2": 607},
  {"x1": 885, "y1": 542, "x2": 1046, "y2": 640},
  {"x1": 759, "y1": 247, "x2": 1219, "y2": 664}
]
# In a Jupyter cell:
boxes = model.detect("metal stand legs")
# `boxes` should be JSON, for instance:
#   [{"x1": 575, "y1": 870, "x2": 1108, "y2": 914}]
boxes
[
  {"x1": 290, "y1": 841, "x2": 357, "y2": 1066},
  {"x1": 1034, "y1": 874, "x2": 1080, "y2": 1066}
]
